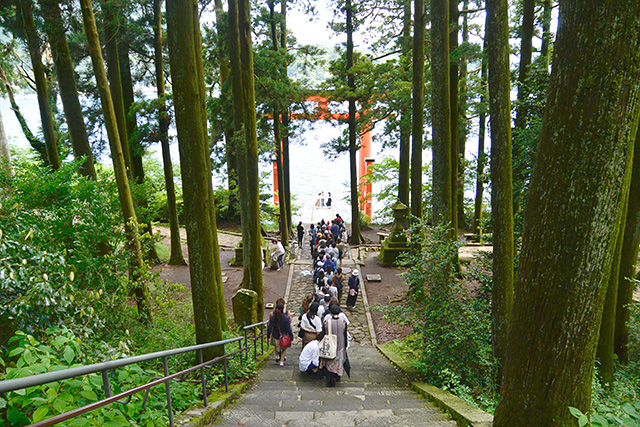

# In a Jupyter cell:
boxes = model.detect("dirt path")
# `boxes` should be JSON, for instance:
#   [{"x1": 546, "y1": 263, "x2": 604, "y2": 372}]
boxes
[{"x1": 153, "y1": 226, "x2": 290, "y2": 322}]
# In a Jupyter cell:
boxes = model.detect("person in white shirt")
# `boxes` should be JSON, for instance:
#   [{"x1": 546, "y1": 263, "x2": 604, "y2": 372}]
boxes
[
  {"x1": 324, "y1": 304, "x2": 350, "y2": 326},
  {"x1": 276, "y1": 240, "x2": 286, "y2": 271},
  {"x1": 299, "y1": 335, "x2": 323, "y2": 373},
  {"x1": 300, "y1": 302, "x2": 323, "y2": 346}
]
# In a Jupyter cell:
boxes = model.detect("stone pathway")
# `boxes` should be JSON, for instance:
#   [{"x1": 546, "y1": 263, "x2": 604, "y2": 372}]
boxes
[{"x1": 210, "y1": 246, "x2": 456, "y2": 427}]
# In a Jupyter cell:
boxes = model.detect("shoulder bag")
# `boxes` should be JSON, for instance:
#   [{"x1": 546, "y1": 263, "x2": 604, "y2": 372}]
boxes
[{"x1": 318, "y1": 318, "x2": 337, "y2": 359}]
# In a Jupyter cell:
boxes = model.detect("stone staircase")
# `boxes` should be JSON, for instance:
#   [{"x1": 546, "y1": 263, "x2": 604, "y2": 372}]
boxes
[{"x1": 210, "y1": 245, "x2": 456, "y2": 427}]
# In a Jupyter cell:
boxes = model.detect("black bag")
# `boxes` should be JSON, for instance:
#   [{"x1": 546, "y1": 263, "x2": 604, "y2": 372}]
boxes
[{"x1": 298, "y1": 328, "x2": 305, "y2": 339}]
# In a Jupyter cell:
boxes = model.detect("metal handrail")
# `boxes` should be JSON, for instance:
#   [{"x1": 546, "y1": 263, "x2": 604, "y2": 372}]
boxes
[
  {"x1": 0, "y1": 322, "x2": 269, "y2": 427},
  {"x1": 0, "y1": 337, "x2": 242, "y2": 394}
]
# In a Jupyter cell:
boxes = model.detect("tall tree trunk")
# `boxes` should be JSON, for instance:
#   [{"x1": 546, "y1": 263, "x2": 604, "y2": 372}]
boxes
[
  {"x1": 493, "y1": 1, "x2": 640, "y2": 424},
  {"x1": 192, "y1": 0, "x2": 228, "y2": 329},
  {"x1": 346, "y1": 0, "x2": 362, "y2": 245},
  {"x1": 79, "y1": 0, "x2": 151, "y2": 322},
  {"x1": 457, "y1": 1, "x2": 469, "y2": 229},
  {"x1": 410, "y1": 0, "x2": 425, "y2": 219},
  {"x1": 18, "y1": 0, "x2": 61, "y2": 170},
  {"x1": 119, "y1": 40, "x2": 142, "y2": 181},
  {"x1": 448, "y1": 0, "x2": 459, "y2": 239},
  {"x1": 228, "y1": 0, "x2": 250, "y2": 282},
  {"x1": 213, "y1": 0, "x2": 240, "y2": 224},
  {"x1": 99, "y1": 0, "x2": 131, "y2": 174},
  {"x1": 268, "y1": 0, "x2": 288, "y2": 248},
  {"x1": 0, "y1": 65, "x2": 47, "y2": 162},
  {"x1": 280, "y1": 0, "x2": 292, "y2": 241},
  {"x1": 229, "y1": 0, "x2": 264, "y2": 319},
  {"x1": 512, "y1": 0, "x2": 535, "y2": 216},
  {"x1": 167, "y1": 0, "x2": 226, "y2": 355},
  {"x1": 614, "y1": 129, "x2": 640, "y2": 364},
  {"x1": 486, "y1": 0, "x2": 514, "y2": 379},
  {"x1": 40, "y1": 0, "x2": 96, "y2": 178},
  {"x1": 472, "y1": 39, "x2": 487, "y2": 237},
  {"x1": 597, "y1": 197, "x2": 629, "y2": 385},
  {"x1": 153, "y1": 0, "x2": 185, "y2": 266},
  {"x1": 540, "y1": 0, "x2": 553, "y2": 66},
  {"x1": 0, "y1": 109, "x2": 11, "y2": 176},
  {"x1": 431, "y1": 0, "x2": 451, "y2": 227},
  {"x1": 397, "y1": 0, "x2": 412, "y2": 206},
  {"x1": 119, "y1": 35, "x2": 160, "y2": 262}
]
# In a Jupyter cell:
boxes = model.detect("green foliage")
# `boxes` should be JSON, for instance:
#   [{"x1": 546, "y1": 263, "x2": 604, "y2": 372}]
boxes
[
  {"x1": 364, "y1": 157, "x2": 432, "y2": 223},
  {"x1": 383, "y1": 222, "x2": 496, "y2": 403},
  {"x1": 570, "y1": 403, "x2": 640, "y2": 427},
  {"x1": 0, "y1": 327, "x2": 202, "y2": 427}
]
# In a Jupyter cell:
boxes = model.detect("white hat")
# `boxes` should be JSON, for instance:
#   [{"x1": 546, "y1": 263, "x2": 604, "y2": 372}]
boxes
[{"x1": 352, "y1": 270, "x2": 359, "y2": 276}]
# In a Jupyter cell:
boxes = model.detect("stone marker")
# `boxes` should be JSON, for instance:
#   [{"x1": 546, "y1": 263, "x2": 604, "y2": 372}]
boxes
[
  {"x1": 378, "y1": 201, "x2": 411, "y2": 266},
  {"x1": 232, "y1": 288, "x2": 258, "y2": 327},
  {"x1": 366, "y1": 274, "x2": 382, "y2": 282}
]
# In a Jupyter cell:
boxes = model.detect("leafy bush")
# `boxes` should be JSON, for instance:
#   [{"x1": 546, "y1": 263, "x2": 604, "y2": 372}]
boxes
[
  {"x1": 383, "y1": 222, "x2": 496, "y2": 404},
  {"x1": 0, "y1": 327, "x2": 203, "y2": 427}
]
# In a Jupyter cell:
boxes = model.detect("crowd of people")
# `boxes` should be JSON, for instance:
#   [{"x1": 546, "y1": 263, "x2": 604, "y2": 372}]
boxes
[{"x1": 266, "y1": 213, "x2": 360, "y2": 387}]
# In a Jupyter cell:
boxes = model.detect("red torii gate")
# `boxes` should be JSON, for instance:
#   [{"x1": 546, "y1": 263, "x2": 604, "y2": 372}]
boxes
[{"x1": 273, "y1": 95, "x2": 374, "y2": 218}]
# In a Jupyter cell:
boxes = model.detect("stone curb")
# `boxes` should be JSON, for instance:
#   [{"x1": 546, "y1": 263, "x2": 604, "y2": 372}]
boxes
[
  {"x1": 377, "y1": 343, "x2": 493, "y2": 427},
  {"x1": 176, "y1": 345, "x2": 274, "y2": 426}
]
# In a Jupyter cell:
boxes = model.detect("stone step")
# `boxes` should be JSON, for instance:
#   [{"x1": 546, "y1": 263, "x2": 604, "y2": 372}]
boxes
[{"x1": 208, "y1": 258, "x2": 456, "y2": 427}]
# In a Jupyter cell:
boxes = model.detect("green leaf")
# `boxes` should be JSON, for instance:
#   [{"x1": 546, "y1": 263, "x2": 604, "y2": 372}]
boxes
[
  {"x1": 80, "y1": 389, "x2": 98, "y2": 401},
  {"x1": 32, "y1": 406, "x2": 49, "y2": 423},
  {"x1": 63, "y1": 346, "x2": 75, "y2": 365},
  {"x1": 592, "y1": 414, "x2": 610, "y2": 427},
  {"x1": 622, "y1": 418, "x2": 639, "y2": 427},
  {"x1": 52, "y1": 397, "x2": 68, "y2": 413},
  {"x1": 8, "y1": 346, "x2": 24, "y2": 357},
  {"x1": 52, "y1": 335, "x2": 69, "y2": 349},
  {"x1": 0, "y1": 397, "x2": 6, "y2": 409},
  {"x1": 117, "y1": 370, "x2": 129, "y2": 382},
  {"x1": 22, "y1": 348, "x2": 35, "y2": 365},
  {"x1": 570, "y1": 407, "x2": 585, "y2": 418}
]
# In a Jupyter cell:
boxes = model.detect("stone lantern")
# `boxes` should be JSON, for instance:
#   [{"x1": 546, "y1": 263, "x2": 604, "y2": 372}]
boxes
[{"x1": 378, "y1": 201, "x2": 411, "y2": 266}]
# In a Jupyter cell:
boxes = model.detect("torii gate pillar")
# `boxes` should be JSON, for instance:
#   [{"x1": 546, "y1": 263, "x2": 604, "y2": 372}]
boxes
[{"x1": 359, "y1": 129, "x2": 373, "y2": 219}]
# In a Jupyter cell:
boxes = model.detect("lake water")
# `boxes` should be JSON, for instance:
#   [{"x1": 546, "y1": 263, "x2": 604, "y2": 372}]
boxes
[{"x1": 0, "y1": 96, "x2": 411, "y2": 224}]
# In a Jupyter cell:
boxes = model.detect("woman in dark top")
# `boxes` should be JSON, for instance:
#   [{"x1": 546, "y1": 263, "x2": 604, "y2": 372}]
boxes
[
  {"x1": 297, "y1": 222, "x2": 305, "y2": 247},
  {"x1": 345, "y1": 270, "x2": 360, "y2": 309},
  {"x1": 267, "y1": 301, "x2": 293, "y2": 366}
]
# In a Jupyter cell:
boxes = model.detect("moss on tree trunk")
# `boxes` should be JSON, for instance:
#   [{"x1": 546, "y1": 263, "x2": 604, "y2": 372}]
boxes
[
  {"x1": 430, "y1": 0, "x2": 451, "y2": 227},
  {"x1": 19, "y1": 0, "x2": 61, "y2": 170},
  {"x1": 493, "y1": 1, "x2": 640, "y2": 424},
  {"x1": 166, "y1": 0, "x2": 226, "y2": 355},
  {"x1": 410, "y1": 0, "x2": 425, "y2": 220},
  {"x1": 486, "y1": 0, "x2": 513, "y2": 378},
  {"x1": 79, "y1": 0, "x2": 151, "y2": 322},
  {"x1": 153, "y1": 0, "x2": 185, "y2": 266},
  {"x1": 614, "y1": 129, "x2": 640, "y2": 364},
  {"x1": 40, "y1": 0, "x2": 96, "y2": 178}
]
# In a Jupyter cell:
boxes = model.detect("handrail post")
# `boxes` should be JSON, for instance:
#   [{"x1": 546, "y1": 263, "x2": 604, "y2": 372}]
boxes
[
  {"x1": 102, "y1": 370, "x2": 111, "y2": 398},
  {"x1": 239, "y1": 338, "x2": 244, "y2": 369},
  {"x1": 163, "y1": 356, "x2": 174, "y2": 427},
  {"x1": 244, "y1": 328, "x2": 248, "y2": 360},
  {"x1": 253, "y1": 327, "x2": 257, "y2": 360},
  {"x1": 198, "y1": 349, "x2": 207, "y2": 407},
  {"x1": 222, "y1": 344, "x2": 229, "y2": 393},
  {"x1": 260, "y1": 324, "x2": 264, "y2": 356}
]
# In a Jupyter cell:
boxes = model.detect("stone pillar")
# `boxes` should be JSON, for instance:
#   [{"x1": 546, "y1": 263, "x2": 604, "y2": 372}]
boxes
[
  {"x1": 232, "y1": 288, "x2": 258, "y2": 328},
  {"x1": 378, "y1": 201, "x2": 411, "y2": 266}
]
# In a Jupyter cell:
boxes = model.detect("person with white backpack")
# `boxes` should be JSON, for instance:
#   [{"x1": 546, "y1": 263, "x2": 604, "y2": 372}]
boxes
[{"x1": 318, "y1": 304, "x2": 351, "y2": 387}]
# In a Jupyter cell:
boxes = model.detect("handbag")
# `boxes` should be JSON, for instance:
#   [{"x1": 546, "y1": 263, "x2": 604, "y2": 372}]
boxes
[
  {"x1": 298, "y1": 328, "x2": 305, "y2": 339},
  {"x1": 318, "y1": 318, "x2": 337, "y2": 359},
  {"x1": 277, "y1": 325, "x2": 292, "y2": 348},
  {"x1": 349, "y1": 288, "x2": 357, "y2": 297}
]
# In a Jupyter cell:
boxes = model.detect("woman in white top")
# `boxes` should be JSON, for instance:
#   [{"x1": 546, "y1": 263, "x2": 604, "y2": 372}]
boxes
[{"x1": 300, "y1": 302, "x2": 323, "y2": 346}]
